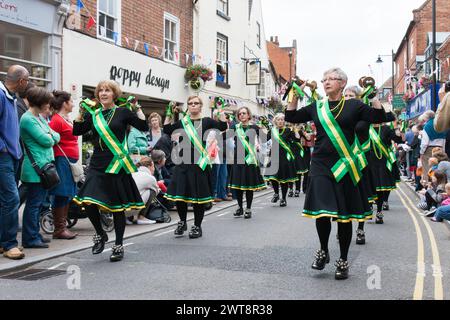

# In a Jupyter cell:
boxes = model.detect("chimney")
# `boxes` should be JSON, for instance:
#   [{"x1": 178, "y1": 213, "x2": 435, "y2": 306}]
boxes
[
  {"x1": 274, "y1": 36, "x2": 279, "y2": 46},
  {"x1": 270, "y1": 36, "x2": 273, "y2": 42},
  {"x1": 292, "y1": 39, "x2": 297, "y2": 49}
]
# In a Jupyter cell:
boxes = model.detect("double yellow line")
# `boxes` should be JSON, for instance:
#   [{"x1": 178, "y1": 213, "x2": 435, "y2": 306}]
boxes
[{"x1": 396, "y1": 185, "x2": 444, "y2": 300}]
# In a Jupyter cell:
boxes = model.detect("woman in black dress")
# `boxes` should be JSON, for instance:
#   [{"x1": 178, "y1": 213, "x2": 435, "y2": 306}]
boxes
[
  {"x1": 265, "y1": 113, "x2": 298, "y2": 207},
  {"x1": 163, "y1": 96, "x2": 228, "y2": 238},
  {"x1": 285, "y1": 68, "x2": 387, "y2": 280},
  {"x1": 288, "y1": 124, "x2": 311, "y2": 197},
  {"x1": 73, "y1": 80, "x2": 148, "y2": 262},
  {"x1": 228, "y1": 106, "x2": 266, "y2": 219}
]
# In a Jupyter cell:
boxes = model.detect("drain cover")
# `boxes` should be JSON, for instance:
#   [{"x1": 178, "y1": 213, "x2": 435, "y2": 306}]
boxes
[{"x1": 0, "y1": 269, "x2": 66, "y2": 281}]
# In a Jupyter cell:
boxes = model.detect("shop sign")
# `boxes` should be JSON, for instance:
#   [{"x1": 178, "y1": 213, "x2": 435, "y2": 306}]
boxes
[
  {"x1": 110, "y1": 65, "x2": 171, "y2": 93},
  {"x1": 0, "y1": 0, "x2": 55, "y2": 34}
]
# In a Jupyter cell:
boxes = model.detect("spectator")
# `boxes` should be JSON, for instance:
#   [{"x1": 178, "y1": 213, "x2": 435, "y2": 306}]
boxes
[
  {"x1": 431, "y1": 183, "x2": 450, "y2": 222},
  {"x1": 16, "y1": 81, "x2": 36, "y2": 121},
  {"x1": 435, "y1": 150, "x2": 450, "y2": 182},
  {"x1": 151, "y1": 149, "x2": 171, "y2": 188},
  {"x1": 130, "y1": 156, "x2": 158, "y2": 225},
  {"x1": 418, "y1": 169, "x2": 447, "y2": 215},
  {"x1": 48, "y1": 90, "x2": 79, "y2": 240},
  {"x1": 433, "y1": 82, "x2": 450, "y2": 132},
  {"x1": 0, "y1": 65, "x2": 29, "y2": 260},
  {"x1": 404, "y1": 124, "x2": 415, "y2": 179},
  {"x1": 419, "y1": 111, "x2": 445, "y2": 184},
  {"x1": 20, "y1": 87, "x2": 60, "y2": 249}
]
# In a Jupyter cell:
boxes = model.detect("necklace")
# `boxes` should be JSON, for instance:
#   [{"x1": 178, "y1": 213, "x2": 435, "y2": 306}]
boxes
[
  {"x1": 329, "y1": 96, "x2": 345, "y2": 119},
  {"x1": 372, "y1": 126, "x2": 383, "y2": 160}
]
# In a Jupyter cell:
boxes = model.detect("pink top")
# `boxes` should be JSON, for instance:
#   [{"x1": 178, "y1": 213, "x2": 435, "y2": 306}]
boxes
[
  {"x1": 49, "y1": 113, "x2": 79, "y2": 160},
  {"x1": 441, "y1": 197, "x2": 450, "y2": 206}
]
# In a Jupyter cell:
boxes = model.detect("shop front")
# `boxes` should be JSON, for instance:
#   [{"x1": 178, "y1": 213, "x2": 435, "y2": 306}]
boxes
[
  {"x1": 63, "y1": 29, "x2": 188, "y2": 117},
  {"x1": 406, "y1": 84, "x2": 442, "y2": 120},
  {"x1": 0, "y1": 0, "x2": 63, "y2": 89}
]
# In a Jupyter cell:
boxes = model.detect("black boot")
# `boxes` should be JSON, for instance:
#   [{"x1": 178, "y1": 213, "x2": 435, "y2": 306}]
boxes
[
  {"x1": 288, "y1": 189, "x2": 294, "y2": 197},
  {"x1": 244, "y1": 209, "x2": 252, "y2": 219},
  {"x1": 189, "y1": 225, "x2": 202, "y2": 239},
  {"x1": 383, "y1": 201, "x2": 389, "y2": 211},
  {"x1": 311, "y1": 249, "x2": 330, "y2": 270},
  {"x1": 294, "y1": 190, "x2": 300, "y2": 197},
  {"x1": 234, "y1": 208, "x2": 243, "y2": 217},
  {"x1": 335, "y1": 259, "x2": 349, "y2": 280},
  {"x1": 375, "y1": 212, "x2": 384, "y2": 224},
  {"x1": 356, "y1": 229, "x2": 366, "y2": 245},
  {"x1": 271, "y1": 194, "x2": 279, "y2": 203},
  {"x1": 280, "y1": 199, "x2": 287, "y2": 207},
  {"x1": 174, "y1": 221, "x2": 187, "y2": 236},
  {"x1": 110, "y1": 244, "x2": 124, "y2": 262},
  {"x1": 92, "y1": 233, "x2": 108, "y2": 255}
]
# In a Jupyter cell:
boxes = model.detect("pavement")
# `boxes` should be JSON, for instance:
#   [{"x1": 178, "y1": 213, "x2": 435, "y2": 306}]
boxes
[{"x1": 0, "y1": 189, "x2": 273, "y2": 273}]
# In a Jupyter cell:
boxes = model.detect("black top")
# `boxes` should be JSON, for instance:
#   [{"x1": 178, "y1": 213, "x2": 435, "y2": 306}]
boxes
[
  {"x1": 285, "y1": 99, "x2": 387, "y2": 177},
  {"x1": 355, "y1": 111, "x2": 397, "y2": 144},
  {"x1": 73, "y1": 107, "x2": 149, "y2": 171},
  {"x1": 163, "y1": 117, "x2": 228, "y2": 166},
  {"x1": 228, "y1": 124, "x2": 268, "y2": 165}
]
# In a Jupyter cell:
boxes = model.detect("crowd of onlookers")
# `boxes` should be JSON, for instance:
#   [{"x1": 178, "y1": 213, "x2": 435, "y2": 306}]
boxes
[{"x1": 398, "y1": 82, "x2": 450, "y2": 223}]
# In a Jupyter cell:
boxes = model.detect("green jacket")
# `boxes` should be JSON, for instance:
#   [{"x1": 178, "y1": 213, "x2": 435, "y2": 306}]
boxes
[
  {"x1": 20, "y1": 111, "x2": 60, "y2": 183},
  {"x1": 128, "y1": 127, "x2": 149, "y2": 155}
]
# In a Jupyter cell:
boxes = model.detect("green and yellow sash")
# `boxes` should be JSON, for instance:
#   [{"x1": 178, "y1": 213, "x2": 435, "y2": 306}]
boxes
[
  {"x1": 181, "y1": 116, "x2": 210, "y2": 171},
  {"x1": 369, "y1": 126, "x2": 395, "y2": 171},
  {"x1": 236, "y1": 124, "x2": 258, "y2": 166},
  {"x1": 317, "y1": 99, "x2": 362, "y2": 185},
  {"x1": 91, "y1": 107, "x2": 137, "y2": 174},
  {"x1": 294, "y1": 142, "x2": 305, "y2": 158},
  {"x1": 353, "y1": 137, "x2": 368, "y2": 171},
  {"x1": 271, "y1": 127, "x2": 295, "y2": 161}
]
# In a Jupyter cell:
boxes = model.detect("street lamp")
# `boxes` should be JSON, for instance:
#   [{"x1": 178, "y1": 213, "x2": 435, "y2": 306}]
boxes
[{"x1": 376, "y1": 50, "x2": 396, "y2": 101}]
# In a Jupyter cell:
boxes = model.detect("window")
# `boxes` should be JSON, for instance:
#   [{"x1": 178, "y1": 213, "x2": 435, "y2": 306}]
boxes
[
  {"x1": 164, "y1": 13, "x2": 180, "y2": 63},
  {"x1": 97, "y1": 0, "x2": 121, "y2": 43},
  {"x1": 216, "y1": 33, "x2": 228, "y2": 84},
  {"x1": 4, "y1": 34, "x2": 24, "y2": 60},
  {"x1": 217, "y1": 0, "x2": 228, "y2": 15},
  {"x1": 257, "y1": 70, "x2": 266, "y2": 97},
  {"x1": 256, "y1": 22, "x2": 261, "y2": 48}
]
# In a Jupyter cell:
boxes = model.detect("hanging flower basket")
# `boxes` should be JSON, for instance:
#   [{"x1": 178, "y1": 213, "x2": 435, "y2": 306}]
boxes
[{"x1": 185, "y1": 64, "x2": 213, "y2": 90}]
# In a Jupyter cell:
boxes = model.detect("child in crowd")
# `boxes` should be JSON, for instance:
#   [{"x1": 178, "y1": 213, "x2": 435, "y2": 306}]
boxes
[
  {"x1": 431, "y1": 183, "x2": 450, "y2": 222},
  {"x1": 418, "y1": 170, "x2": 447, "y2": 216}
]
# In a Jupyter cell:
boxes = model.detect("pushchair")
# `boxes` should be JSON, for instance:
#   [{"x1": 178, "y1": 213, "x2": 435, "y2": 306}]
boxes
[{"x1": 140, "y1": 189, "x2": 172, "y2": 223}]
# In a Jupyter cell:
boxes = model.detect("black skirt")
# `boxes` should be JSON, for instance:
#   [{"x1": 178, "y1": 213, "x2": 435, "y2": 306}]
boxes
[
  {"x1": 302, "y1": 174, "x2": 373, "y2": 223},
  {"x1": 73, "y1": 168, "x2": 145, "y2": 213},
  {"x1": 264, "y1": 151, "x2": 298, "y2": 184},
  {"x1": 359, "y1": 166, "x2": 378, "y2": 204},
  {"x1": 164, "y1": 164, "x2": 214, "y2": 204},
  {"x1": 292, "y1": 144, "x2": 310, "y2": 175},
  {"x1": 229, "y1": 164, "x2": 266, "y2": 191},
  {"x1": 370, "y1": 156, "x2": 397, "y2": 192}
]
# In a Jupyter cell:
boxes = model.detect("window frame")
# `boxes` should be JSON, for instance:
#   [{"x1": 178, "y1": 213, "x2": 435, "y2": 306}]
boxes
[
  {"x1": 217, "y1": 0, "x2": 229, "y2": 16},
  {"x1": 256, "y1": 22, "x2": 261, "y2": 48},
  {"x1": 163, "y1": 12, "x2": 180, "y2": 64},
  {"x1": 97, "y1": 0, "x2": 122, "y2": 45},
  {"x1": 216, "y1": 33, "x2": 229, "y2": 86}
]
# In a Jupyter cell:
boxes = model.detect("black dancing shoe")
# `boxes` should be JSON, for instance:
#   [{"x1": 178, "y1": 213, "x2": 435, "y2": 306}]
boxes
[
  {"x1": 280, "y1": 199, "x2": 287, "y2": 207},
  {"x1": 189, "y1": 225, "x2": 202, "y2": 239},
  {"x1": 335, "y1": 259, "x2": 349, "y2": 280},
  {"x1": 110, "y1": 244, "x2": 124, "y2": 262},
  {"x1": 244, "y1": 209, "x2": 252, "y2": 219},
  {"x1": 271, "y1": 194, "x2": 280, "y2": 203},
  {"x1": 174, "y1": 221, "x2": 187, "y2": 236},
  {"x1": 234, "y1": 208, "x2": 243, "y2": 217},
  {"x1": 382, "y1": 201, "x2": 389, "y2": 211},
  {"x1": 375, "y1": 212, "x2": 384, "y2": 224},
  {"x1": 311, "y1": 249, "x2": 330, "y2": 270},
  {"x1": 294, "y1": 190, "x2": 300, "y2": 197},
  {"x1": 92, "y1": 233, "x2": 108, "y2": 255},
  {"x1": 288, "y1": 189, "x2": 294, "y2": 198},
  {"x1": 356, "y1": 229, "x2": 366, "y2": 245}
]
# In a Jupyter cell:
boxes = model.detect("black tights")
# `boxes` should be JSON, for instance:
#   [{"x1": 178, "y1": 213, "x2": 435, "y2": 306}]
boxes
[
  {"x1": 176, "y1": 202, "x2": 205, "y2": 227},
  {"x1": 289, "y1": 174, "x2": 303, "y2": 191},
  {"x1": 272, "y1": 181, "x2": 289, "y2": 200},
  {"x1": 316, "y1": 217, "x2": 352, "y2": 261},
  {"x1": 86, "y1": 205, "x2": 126, "y2": 245},
  {"x1": 235, "y1": 190, "x2": 254, "y2": 209},
  {"x1": 376, "y1": 191, "x2": 390, "y2": 212}
]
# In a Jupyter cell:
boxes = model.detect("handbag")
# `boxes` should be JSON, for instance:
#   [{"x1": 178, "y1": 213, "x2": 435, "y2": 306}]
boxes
[
  {"x1": 56, "y1": 145, "x2": 84, "y2": 183},
  {"x1": 23, "y1": 144, "x2": 60, "y2": 190}
]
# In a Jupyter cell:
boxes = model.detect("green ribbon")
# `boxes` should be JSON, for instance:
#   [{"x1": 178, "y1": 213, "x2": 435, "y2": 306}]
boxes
[
  {"x1": 166, "y1": 101, "x2": 176, "y2": 117},
  {"x1": 116, "y1": 96, "x2": 137, "y2": 111},
  {"x1": 236, "y1": 124, "x2": 258, "y2": 166},
  {"x1": 369, "y1": 126, "x2": 394, "y2": 171},
  {"x1": 292, "y1": 83, "x2": 305, "y2": 98},
  {"x1": 181, "y1": 116, "x2": 211, "y2": 171},
  {"x1": 401, "y1": 121, "x2": 407, "y2": 133},
  {"x1": 91, "y1": 107, "x2": 137, "y2": 174},
  {"x1": 361, "y1": 86, "x2": 375, "y2": 105},
  {"x1": 80, "y1": 98, "x2": 101, "y2": 115},
  {"x1": 214, "y1": 97, "x2": 226, "y2": 110},
  {"x1": 271, "y1": 127, "x2": 295, "y2": 161},
  {"x1": 317, "y1": 99, "x2": 362, "y2": 185},
  {"x1": 295, "y1": 142, "x2": 305, "y2": 158},
  {"x1": 361, "y1": 139, "x2": 371, "y2": 153}
]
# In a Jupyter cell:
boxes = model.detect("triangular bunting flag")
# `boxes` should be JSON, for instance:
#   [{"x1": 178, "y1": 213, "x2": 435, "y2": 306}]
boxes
[
  {"x1": 86, "y1": 16, "x2": 95, "y2": 30},
  {"x1": 144, "y1": 43, "x2": 149, "y2": 56},
  {"x1": 76, "y1": 0, "x2": 84, "y2": 12},
  {"x1": 134, "y1": 40, "x2": 140, "y2": 51}
]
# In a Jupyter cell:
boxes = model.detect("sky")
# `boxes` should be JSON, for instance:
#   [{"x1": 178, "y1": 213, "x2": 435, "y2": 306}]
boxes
[{"x1": 261, "y1": 0, "x2": 427, "y2": 95}]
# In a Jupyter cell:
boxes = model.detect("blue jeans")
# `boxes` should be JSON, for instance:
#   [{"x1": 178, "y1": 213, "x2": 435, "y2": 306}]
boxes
[
  {"x1": 216, "y1": 164, "x2": 228, "y2": 199},
  {"x1": 22, "y1": 183, "x2": 48, "y2": 246},
  {"x1": 434, "y1": 205, "x2": 450, "y2": 222},
  {"x1": 0, "y1": 153, "x2": 20, "y2": 250}
]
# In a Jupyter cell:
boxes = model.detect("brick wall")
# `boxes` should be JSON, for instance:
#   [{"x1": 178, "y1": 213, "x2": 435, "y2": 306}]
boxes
[
  {"x1": 437, "y1": 38, "x2": 450, "y2": 83},
  {"x1": 267, "y1": 38, "x2": 297, "y2": 83},
  {"x1": 69, "y1": 0, "x2": 193, "y2": 66}
]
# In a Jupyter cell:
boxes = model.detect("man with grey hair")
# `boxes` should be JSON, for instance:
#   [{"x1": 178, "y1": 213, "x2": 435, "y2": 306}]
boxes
[{"x1": 0, "y1": 65, "x2": 29, "y2": 260}]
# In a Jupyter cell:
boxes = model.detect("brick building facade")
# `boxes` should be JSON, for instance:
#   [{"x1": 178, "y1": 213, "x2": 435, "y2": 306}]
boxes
[
  {"x1": 393, "y1": 0, "x2": 450, "y2": 94},
  {"x1": 267, "y1": 36, "x2": 297, "y2": 84}
]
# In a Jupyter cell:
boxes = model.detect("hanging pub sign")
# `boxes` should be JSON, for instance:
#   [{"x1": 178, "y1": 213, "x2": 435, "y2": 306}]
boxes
[{"x1": 246, "y1": 60, "x2": 261, "y2": 85}]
